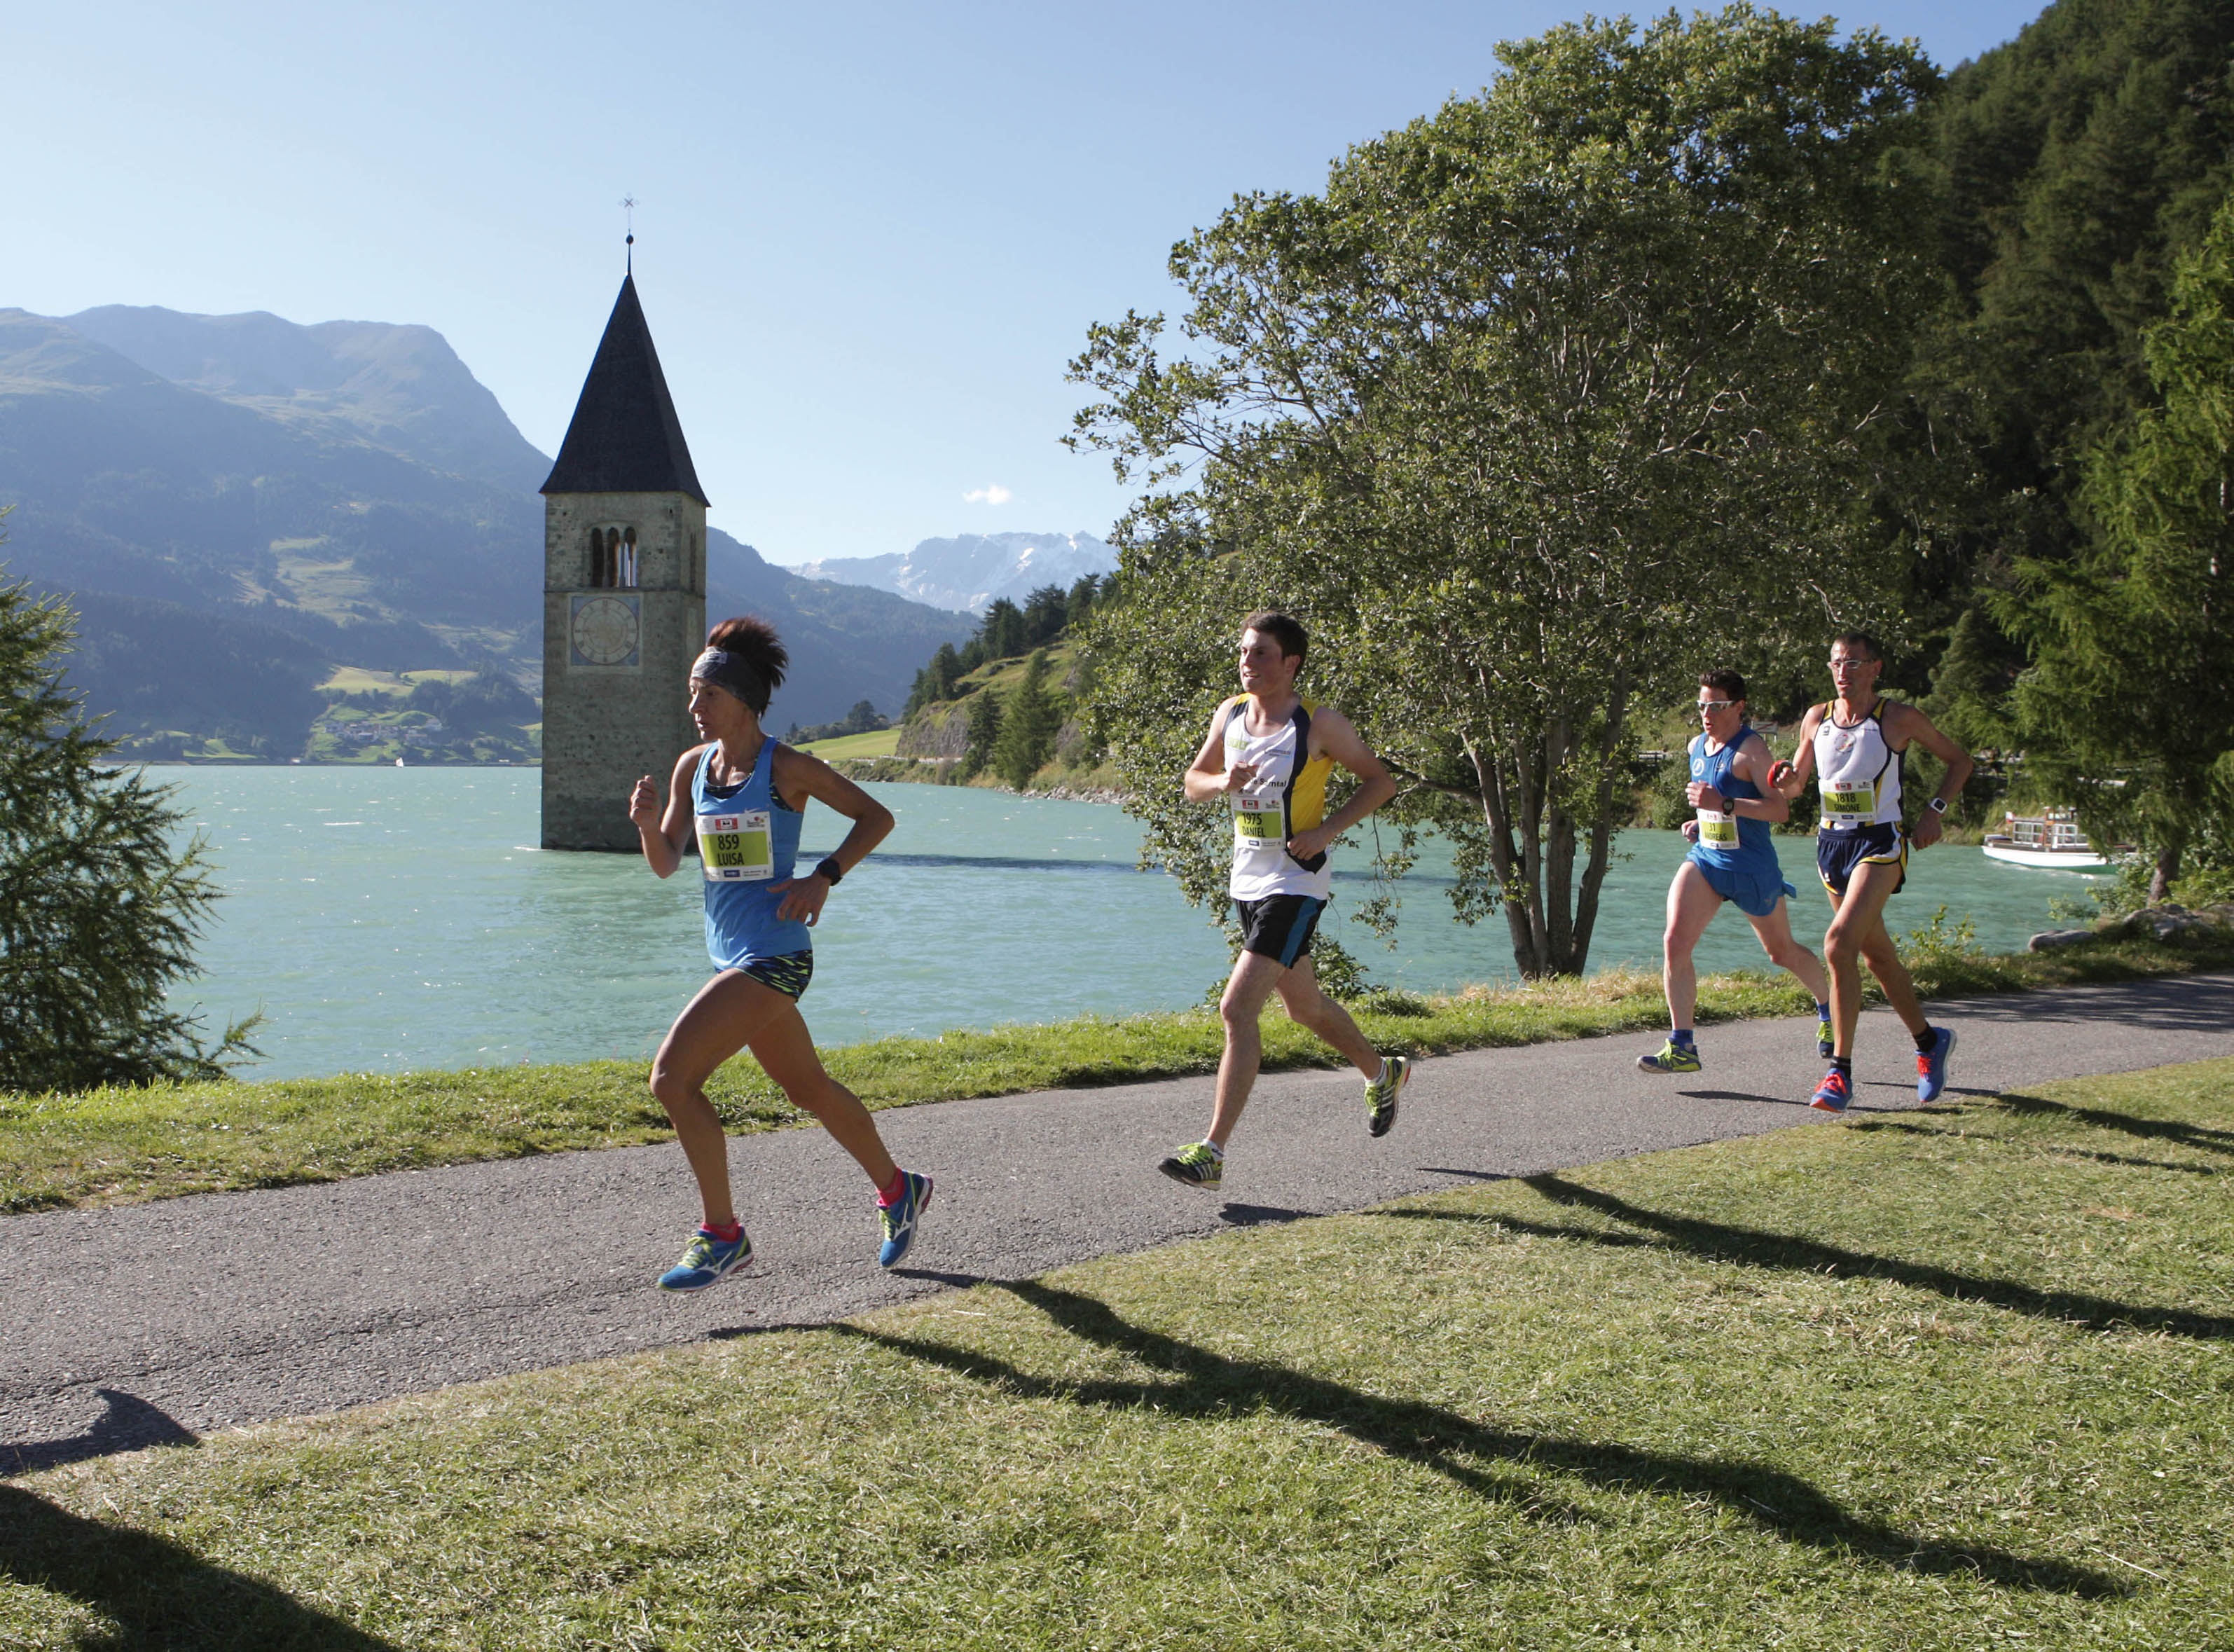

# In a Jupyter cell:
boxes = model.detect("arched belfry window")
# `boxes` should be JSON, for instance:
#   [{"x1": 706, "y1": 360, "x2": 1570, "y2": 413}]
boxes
[{"x1": 587, "y1": 525, "x2": 640, "y2": 589}]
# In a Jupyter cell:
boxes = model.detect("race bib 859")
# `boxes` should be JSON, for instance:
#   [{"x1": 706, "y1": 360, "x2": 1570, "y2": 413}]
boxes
[{"x1": 698, "y1": 811, "x2": 773, "y2": 881}]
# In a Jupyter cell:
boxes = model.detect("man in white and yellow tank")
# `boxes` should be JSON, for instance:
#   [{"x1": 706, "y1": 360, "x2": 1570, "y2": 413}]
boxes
[
  {"x1": 1156, "y1": 612, "x2": 1408, "y2": 1193},
  {"x1": 1771, "y1": 631, "x2": 1974, "y2": 1115}
]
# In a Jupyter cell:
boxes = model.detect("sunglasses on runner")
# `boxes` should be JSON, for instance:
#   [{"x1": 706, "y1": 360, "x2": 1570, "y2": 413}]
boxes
[{"x1": 1696, "y1": 700, "x2": 1735, "y2": 713}]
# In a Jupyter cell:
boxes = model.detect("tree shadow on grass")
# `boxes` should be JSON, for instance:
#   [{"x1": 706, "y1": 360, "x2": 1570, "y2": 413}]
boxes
[
  {"x1": 1384, "y1": 1175, "x2": 2232, "y2": 1339},
  {"x1": 1994, "y1": 1092, "x2": 2234, "y2": 1157},
  {"x1": 842, "y1": 1278, "x2": 2121, "y2": 1597},
  {"x1": 0, "y1": 1485, "x2": 401, "y2": 1651},
  {"x1": 4, "y1": 1390, "x2": 197, "y2": 1478},
  {"x1": 1850, "y1": 1117, "x2": 2223, "y2": 1176}
]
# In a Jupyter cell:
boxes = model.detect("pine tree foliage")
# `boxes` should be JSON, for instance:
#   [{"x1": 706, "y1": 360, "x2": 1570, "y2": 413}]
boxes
[
  {"x1": 0, "y1": 562, "x2": 259, "y2": 1092},
  {"x1": 2003, "y1": 185, "x2": 2234, "y2": 899},
  {"x1": 993, "y1": 650, "x2": 1062, "y2": 790},
  {"x1": 1911, "y1": 0, "x2": 2234, "y2": 645},
  {"x1": 960, "y1": 684, "x2": 1003, "y2": 780}
]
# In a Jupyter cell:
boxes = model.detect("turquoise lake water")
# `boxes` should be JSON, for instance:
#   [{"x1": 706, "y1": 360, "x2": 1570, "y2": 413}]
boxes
[{"x1": 163, "y1": 767, "x2": 2106, "y2": 1081}]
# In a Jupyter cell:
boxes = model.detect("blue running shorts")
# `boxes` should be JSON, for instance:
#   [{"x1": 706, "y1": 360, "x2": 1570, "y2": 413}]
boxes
[{"x1": 1688, "y1": 851, "x2": 1796, "y2": 918}]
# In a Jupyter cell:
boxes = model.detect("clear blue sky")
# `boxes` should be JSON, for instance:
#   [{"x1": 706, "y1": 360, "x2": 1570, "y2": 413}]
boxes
[{"x1": 17, "y1": 1, "x2": 2050, "y2": 567}]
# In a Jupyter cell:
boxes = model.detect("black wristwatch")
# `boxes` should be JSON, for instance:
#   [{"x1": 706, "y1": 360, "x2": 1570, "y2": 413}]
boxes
[{"x1": 813, "y1": 856, "x2": 846, "y2": 886}]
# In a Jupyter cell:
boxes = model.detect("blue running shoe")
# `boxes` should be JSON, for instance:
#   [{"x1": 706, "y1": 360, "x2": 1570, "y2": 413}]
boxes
[
  {"x1": 1917, "y1": 1025, "x2": 1957, "y2": 1103},
  {"x1": 658, "y1": 1225, "x2": 751, "y2": 1292},
  {"x1": 1809, "y1": 1069, "x2": 1851, "y2": 1115},
  {"x1": 878, "y1": 1171, "x2": 933, "y2": 1269}
]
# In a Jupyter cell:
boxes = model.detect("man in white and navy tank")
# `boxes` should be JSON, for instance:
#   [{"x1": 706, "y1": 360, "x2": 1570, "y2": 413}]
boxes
[
  {"x1": 1636, "y1": 668, "x2": 1833, "y2": 1076},
  {"x1": 1771, "y1": 631, "x2": 1975, "y2": 1114},
  {"x1": 1156, "y1": 612, "x2": 1409, "y2": 1193}
]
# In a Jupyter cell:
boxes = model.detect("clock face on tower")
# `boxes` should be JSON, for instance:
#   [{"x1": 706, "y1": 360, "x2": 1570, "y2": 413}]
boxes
[{"x1": 569, "y1": 593, "x2": 642, "y2": 669}]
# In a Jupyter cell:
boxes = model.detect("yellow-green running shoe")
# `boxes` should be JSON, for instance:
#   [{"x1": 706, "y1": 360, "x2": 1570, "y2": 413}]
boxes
[
  {"x1": 1636, "y1": 1039, "x2": 1702, "y2": 1074},
  {"x1": 1157, "y1": 1141, "x2": 1223, "y2": 1191},
  {"x1": 1365, "y1": 1053, "x2": 1412, "y2": 1138}
]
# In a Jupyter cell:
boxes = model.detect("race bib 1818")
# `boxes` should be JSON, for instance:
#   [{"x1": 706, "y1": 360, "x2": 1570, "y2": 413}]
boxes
[{"x1": 1822, "y1": 786, "x2": 1875, "y2": 822}]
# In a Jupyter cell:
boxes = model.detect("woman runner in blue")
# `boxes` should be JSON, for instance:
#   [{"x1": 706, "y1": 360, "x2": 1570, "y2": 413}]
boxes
[
  {"x1": 1638, "y1": 670, "x2": 1832, "y2": 1074},
  {"x1": 628, "y1": 616, "x2": 931, "y2": 1290}
]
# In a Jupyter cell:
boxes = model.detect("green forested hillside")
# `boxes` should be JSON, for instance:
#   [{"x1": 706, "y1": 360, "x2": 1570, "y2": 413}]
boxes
[{"x1": 1907, "y1": 0, "x2": 2234, "y2": 695}]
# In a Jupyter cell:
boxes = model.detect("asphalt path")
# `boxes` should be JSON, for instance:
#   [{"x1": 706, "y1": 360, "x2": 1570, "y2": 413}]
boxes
[{"x1": 6, "y1": 974, "x2": 2232, "y2": 1474}]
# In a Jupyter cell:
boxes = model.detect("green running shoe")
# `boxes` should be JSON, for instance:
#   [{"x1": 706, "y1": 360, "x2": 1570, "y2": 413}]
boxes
[
  {"x1": 1157, "y1": 1141, "x2": 1223, "y2": 1191},
  {"x1": 1365, "y1": 1052, "x2": 1412, "y2": 1138},
  {"x1": 1817, "y1": 1013, "x2": 1836, "y2": 1061},
  {"x1": 1636, "y1": 1039, "x2": 1702, "y2": 1075}
]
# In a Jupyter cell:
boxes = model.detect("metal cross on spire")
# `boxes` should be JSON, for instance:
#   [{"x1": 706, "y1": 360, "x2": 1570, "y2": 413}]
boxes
[{"x1": 621, "y1": 195, "x2": 637, "y2": 273}]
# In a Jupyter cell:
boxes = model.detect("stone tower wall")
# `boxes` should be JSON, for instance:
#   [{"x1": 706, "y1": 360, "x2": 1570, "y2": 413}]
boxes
[{"x1": 541, "y1": 490, "x2": 708, "y2": 851}]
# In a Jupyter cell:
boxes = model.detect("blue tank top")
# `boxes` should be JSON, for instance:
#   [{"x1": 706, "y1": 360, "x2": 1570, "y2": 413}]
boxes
[
  {"x1": 1685, "y1": 727, "x2": 1779, "y2": 875},
  {"x1": 693, "y1": 737, "x2": 811, "y2": 969}
]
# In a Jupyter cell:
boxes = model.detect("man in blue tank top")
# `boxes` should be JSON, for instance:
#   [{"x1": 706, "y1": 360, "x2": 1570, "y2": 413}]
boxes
[
  {"x1": 628, "y1": 615, "x2": 935, "y2": 1290},
  {"x1": 1772, "y1": 632, "x2": 1974, "y2": 1114},
  {"x1": 1638, "y1": 670, "x2": 1833, "y2": 1075}
]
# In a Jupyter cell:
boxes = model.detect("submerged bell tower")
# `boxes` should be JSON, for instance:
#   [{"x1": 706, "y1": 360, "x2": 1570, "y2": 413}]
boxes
[{"x1": 539, "y1": 270, "x2": 708, "y2": 851}]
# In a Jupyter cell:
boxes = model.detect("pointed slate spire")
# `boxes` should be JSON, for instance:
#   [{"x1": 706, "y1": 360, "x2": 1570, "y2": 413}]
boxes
[{"x1": 541, "y1": 273, "x2": 709, "y2": 505}]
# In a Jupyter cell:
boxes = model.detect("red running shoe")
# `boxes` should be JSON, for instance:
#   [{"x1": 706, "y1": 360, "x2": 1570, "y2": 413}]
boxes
[{"x1": 1809, "y1": 1069, "x2": 1852, "y2": 1114}]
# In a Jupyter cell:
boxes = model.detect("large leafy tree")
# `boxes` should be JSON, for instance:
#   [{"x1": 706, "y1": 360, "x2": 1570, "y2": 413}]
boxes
[
  {"x1": 1073, "y1": 6, "x2": 1940, "y2": 976},
  {"x1": 2003, "y1": 186, "x2": 2234, "y2": 901},
  {"x1": 0, "y1": 552, "x2": 257, "y2": 1092}
]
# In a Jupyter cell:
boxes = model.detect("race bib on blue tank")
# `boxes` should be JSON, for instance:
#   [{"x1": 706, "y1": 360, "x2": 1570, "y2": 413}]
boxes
[{"x1": 698, "y1": 811, "x2": 773, "y2": 881}]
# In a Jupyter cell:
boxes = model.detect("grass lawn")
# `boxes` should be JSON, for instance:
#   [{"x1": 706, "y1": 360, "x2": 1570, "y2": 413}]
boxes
[
  {"x1": 4, "y1": 1058, "x2": 2228, "y2": 1649},
  {"x1": 798, "y1": 727, "x2": 904, "y2": 760},
  {"x1": 3, "y1": 935, "x2": 2228, "y2": 1215}
]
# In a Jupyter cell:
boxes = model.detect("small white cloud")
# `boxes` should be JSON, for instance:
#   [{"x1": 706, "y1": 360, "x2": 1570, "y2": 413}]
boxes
[{"x1": 963, "y1": 483, "x2": 1013, "y2": 505}]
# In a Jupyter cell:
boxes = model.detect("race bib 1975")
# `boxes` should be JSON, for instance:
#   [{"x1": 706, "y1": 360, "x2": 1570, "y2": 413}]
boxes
[{"x1": 1234, "y1": 794, "x2": 1285, "y2": 848}]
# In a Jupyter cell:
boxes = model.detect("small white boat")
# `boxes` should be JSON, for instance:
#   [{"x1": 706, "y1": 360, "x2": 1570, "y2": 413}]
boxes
[{"x1": 1982, "y1": 810, "x2": 2109, "y2": 872}]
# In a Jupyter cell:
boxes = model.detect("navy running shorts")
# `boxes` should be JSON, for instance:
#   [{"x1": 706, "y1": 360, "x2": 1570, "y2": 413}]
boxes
[
  {"x1": 1816, "y1": 823, "x2": 1907, "y2": 900},
  {"x1": 1234, "y1": 894, "x2": 1325, "y2": 969},
  {"x1": 733, "y1": 949, "x2": 815, "y2": 1000}
]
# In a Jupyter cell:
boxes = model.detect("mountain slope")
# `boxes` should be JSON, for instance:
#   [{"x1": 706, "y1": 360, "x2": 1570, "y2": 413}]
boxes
[
  {"x1": 0, "y1": 303, "x2": 973, "y2": 745},
  {"x1": 792, "y1": 530, "x2": 1114, "y2": 613}
]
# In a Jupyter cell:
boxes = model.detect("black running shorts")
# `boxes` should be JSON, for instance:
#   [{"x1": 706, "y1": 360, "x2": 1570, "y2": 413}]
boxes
[
  {"x1": 1816, "y1": 823, "x2": 1907, "y2": 900},
  {"x1": 1234, "y1": 894, "x2": 1325, "y2": 968},
  {"x1": 735, "y1": 949, "x2": 815, "y2": 1000}
]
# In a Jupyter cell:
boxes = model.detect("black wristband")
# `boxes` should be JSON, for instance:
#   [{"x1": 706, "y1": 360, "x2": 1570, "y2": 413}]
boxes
[{"x1": 813, "y1": 856, "x2": 846, "y2": 886}]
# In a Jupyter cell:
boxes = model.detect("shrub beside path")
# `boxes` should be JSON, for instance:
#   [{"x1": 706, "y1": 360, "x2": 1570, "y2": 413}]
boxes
[{"x1": 5, "y1": 972, "x2": 2233, "y2": 1471}]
